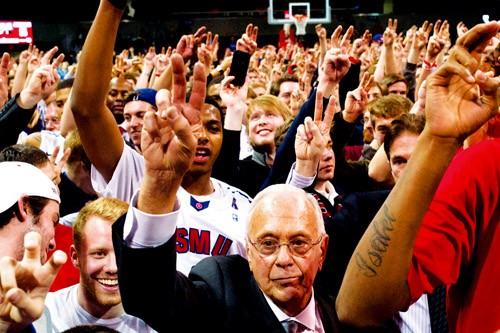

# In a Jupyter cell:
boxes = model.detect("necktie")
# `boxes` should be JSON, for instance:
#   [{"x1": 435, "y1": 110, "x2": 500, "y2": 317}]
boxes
[
  {"x1": 427, "y1": 285, "x2": 449, "y2": 333},
  {"x1": 283, "y1": 319, "x2": 299, "y2": 333}
]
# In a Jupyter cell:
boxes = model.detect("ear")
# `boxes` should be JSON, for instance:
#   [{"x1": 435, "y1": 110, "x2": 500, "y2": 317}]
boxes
[
  {"x1": 70, "y1": 244, "x2": 79, "y2": 269},
  {"x1": 317, "y1": 234, "x2": 329, "y2": 271},
  {"x1": 245, "y1": 240, "x2": 253, "y2": 270},
  {"x1": 17, "y1": 196, "x2": 29, "y2": 222}
]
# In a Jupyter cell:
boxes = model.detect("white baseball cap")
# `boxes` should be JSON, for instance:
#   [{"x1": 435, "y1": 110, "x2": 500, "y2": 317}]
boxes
[{"x1": 0, "y1": 161, "x2": 60, "y2": 213}]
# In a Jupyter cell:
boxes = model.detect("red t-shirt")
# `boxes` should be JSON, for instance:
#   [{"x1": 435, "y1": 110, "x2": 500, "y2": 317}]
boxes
[
  {"x1": 48, "y1": 224, "x2": 80, "y2": 291},
  {"x1": 407, "y1": 139, "x2": 500, "y2": 332}
]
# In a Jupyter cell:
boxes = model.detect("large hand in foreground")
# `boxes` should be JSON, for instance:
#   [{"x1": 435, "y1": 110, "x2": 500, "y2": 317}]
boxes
[
  {"x1": 0, "y1": 232, "x2": 66, "y2": 332},
  {"x1": 141, "y1": 89, "x2": 197, "y2": 177},
  {"x1": 136, "y1": 53, "x2": 206, "y2": 215},
  {"x1": 425, "y1": 21, "x2": 500, "y2": 142}
]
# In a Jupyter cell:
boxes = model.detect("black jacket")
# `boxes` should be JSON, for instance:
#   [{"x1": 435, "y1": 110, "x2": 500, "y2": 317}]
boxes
[{"x1": 112, "y1": 213, "x2": 398, "y2": 333}]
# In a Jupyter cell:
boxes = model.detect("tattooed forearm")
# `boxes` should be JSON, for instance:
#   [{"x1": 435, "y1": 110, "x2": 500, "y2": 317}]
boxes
[{"x1": 355, "y1": 204, "x2": 396, "y2": 277}]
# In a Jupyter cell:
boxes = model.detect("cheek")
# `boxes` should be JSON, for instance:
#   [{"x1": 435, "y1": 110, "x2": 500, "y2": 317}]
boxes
[
  {"x1": 271, "y1": 118, "x2": 285, "y2": 130},
  {"x1": 249, "y1": 119, "x2": 259, "y2": 132},
  {"x1": 391, "y1": 164, "x2": 404, "y2": 179},
  {"x1": 83, "y1": 257, "x2": 101, "y2": 274}
]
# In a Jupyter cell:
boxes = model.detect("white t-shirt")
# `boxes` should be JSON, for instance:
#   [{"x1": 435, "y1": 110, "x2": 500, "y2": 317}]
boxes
[
  {"x1": 41, "y1": 284, "x2": 157, "y2": 332},
  {"x1": 91, "y1": 145, "x2": 252, "y2": 275}
]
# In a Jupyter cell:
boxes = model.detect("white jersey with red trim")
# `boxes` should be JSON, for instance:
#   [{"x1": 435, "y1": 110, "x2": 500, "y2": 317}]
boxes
[{"x1": 91, "y1": 145, "x2": 252, "y2": 275}]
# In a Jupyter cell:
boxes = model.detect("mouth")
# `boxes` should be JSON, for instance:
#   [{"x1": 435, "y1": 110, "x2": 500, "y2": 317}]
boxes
[
  {"x1": 257, "y1": 129, "x2": 272, "y2": 136},
  {"x1": 320, "y1": 165, "x2": 333, "y2": 172},
  {"x1": 130, "y1": 130, "x2": 141, "y2": 137},
  {"x1": 98, "y1": 278, "x2": 118, "y2": 287},
  {"x1": 193, "y1": 147, "x2": 210, "y2": 163},
  {"x1": 272, "y1": 276, "x2": 300, "y2": 284}
]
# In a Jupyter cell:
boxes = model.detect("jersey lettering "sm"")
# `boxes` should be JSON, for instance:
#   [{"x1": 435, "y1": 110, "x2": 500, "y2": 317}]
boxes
[{"x1": 91, "y1": 145, "x2": 252, "y2": 276}]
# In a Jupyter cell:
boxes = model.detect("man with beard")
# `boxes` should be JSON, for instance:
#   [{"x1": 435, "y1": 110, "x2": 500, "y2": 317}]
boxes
[{"x1": 40, "y1": 197, "x2": 157, "y2": 332}]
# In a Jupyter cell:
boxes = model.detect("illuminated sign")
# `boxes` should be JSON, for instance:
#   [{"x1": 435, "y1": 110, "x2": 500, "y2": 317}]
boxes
[{"x1": 0, "y1": 21, "x2": 33, "y2": 44}]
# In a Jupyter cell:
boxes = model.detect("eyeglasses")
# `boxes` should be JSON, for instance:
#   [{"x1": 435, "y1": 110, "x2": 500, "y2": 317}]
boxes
[{"x1": 248, "y1": 235, "x2": 324, "y2": 257}]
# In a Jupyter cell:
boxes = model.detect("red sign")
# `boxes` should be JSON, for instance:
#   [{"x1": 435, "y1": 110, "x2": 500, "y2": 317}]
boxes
[{"x1": 0, "y1": 21, "x2": 33, "y2": 44}]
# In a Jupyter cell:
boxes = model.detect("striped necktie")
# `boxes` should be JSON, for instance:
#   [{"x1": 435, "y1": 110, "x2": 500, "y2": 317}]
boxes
[{"x1": 427, "y1": 285, "x2": 449, "y2": 333}]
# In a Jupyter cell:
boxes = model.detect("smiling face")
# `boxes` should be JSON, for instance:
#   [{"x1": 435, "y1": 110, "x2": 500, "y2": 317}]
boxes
[
  {"x1": 248, "y1": 106, "x2": 285, "y2": 152},
  {"x1": 22, "y1": 199, "x2": 59, "y2": 264},
  {"x1": 72, "y1": 216, "x2": 121, "y2": 312},
  {"x1": 246, "y1": 186, "x2": 328, "y2": 316},
  {"x1": 124, "y1": 100, "x2": 156, "y2": 147}
]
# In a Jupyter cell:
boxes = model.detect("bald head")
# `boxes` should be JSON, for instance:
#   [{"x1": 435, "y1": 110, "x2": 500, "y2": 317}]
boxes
[{"x1": 246, "y1": 184, "x2": 324, "y2": 237}]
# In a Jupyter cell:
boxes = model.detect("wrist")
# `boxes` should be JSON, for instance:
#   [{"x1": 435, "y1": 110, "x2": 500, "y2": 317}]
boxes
[
  {"x1": 295, "y1": 160, "x2": 320, "y2": 178},
  {"x1": 18, "y1": 91, "x2": 39, "y2": 109},
  {"x1": 422, "y1": 60, "x2": 437, "y2": 69},
  {"x1": 349, "y1": 56, "x2": 360, "y2": 64},
  {"x1": 215, "y1": 65, "x2": 224, "y2": 76}
]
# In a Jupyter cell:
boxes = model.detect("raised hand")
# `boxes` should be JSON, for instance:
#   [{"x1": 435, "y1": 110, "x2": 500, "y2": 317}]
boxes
[
  {"x1": 294, "y1": 91, "x2": 336, "y2": 176},
  {"x1": 425, "y1": 21, "x2": 500, "y2": 142},
  {"x1": 344, "y1": 71, "x2": 372, "y2": 122},
  {"x1": 322, "y1": 25, "x2": 353, "y2": 83},
  {"x1": 176, "y1": 26, "x2": 208, "y2": 63},
  {"x1": 0, "y1": 52, "x2": 10, "y2": 107},
  {"x1": 49, "y1": 145, "x2": 71, "y2": 186},
  {"x1": 170, "y1": 54, "x2": 206, "y2": 128},
  {"x1": 236, "y1": 23, "x2": 259, "y2": 55},
  {"x1": 19, "y1": 63, "x2": 61, "y2": 109},
  {"x1": 0, "y1": 232, "x2": 66, "y2": 331},
  {"x1": 141, "y1": 89, "x2": 197, "y2": 177}
]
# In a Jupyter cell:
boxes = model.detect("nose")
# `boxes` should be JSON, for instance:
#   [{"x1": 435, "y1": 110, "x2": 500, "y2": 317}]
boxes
[
  {"x1": 196, "y1": 127, "x2": 209, "y2": 144},
  {"x1": 105, "y1": 253, "x2": 118, "y2": 273},
  {"x1": 130, "y1": 116, "x2": 139, "y2": 128},
  {"x1": 275, "y1": 243, "x2": 294, "y2": 266},
  {"x1": 321, "y1": 147, "x2": 333, "y2": 159}
]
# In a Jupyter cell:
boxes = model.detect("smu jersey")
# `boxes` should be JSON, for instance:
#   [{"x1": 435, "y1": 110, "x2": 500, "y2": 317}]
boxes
[{"x1": 91, "y1": 145, "x2": 252, "y2": 275}]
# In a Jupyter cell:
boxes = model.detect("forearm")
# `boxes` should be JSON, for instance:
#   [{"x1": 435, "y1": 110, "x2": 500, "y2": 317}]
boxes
[
  {"x1": 372, "y1": 47, "x2": 386, "y2": 83},
  {"x1": 136, "y1": 70, "x2": 152, "y2": 89},
  {"x1": 71, "y1": 0, "x2": 122, "y2": 117},
  {"x1": 0, "y1": 94, "x2": 36, "y2": 149},
  {"x1": 383, "y1": 46, "x2": 398, "y2": 75},
  {"x1": 152, "y1": 64, "x2": 172, "y2": 91},
  {"x1": 223, "y1": 103, "x2": 246, "y2": 131},
  {"x1": 11, "y1": 63, "x2": 28, "y2": 97},
  {"x1": 70, "y1": 0, "x2": 126, "y2": 183},
  {"x1": 336, "y1": 131, "x2": 461, "y2": 327},
  {"x1": 414, "y1": 67, "x2": 434, "y2": 101},
  {"x1": 138, "y1": 170, "x2": 180, "y2": 215},
  {"x1": 367, "y1": 143, "x2": 394, "y2": 183}
]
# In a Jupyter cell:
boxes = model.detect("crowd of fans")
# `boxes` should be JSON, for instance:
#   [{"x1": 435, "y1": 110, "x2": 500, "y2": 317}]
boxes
[{"x1": 0, "y1": 0, "x2": 499, "y2": 331}]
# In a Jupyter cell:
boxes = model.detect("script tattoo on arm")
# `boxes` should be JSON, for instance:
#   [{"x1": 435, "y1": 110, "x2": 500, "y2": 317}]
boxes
[{"x1": 354, "y1": 204, "x2": 395, "y2": 277}]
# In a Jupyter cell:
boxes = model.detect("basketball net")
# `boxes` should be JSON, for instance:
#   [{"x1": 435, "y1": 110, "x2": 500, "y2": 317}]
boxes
[{"x1": 292, "y1": 14, "x2": 308, "y2": 36}]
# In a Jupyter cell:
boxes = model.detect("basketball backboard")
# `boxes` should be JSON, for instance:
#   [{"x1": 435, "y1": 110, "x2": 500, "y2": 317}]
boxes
[{"x1": 267, "y1": 0, "x2": 331, "y2": 25}]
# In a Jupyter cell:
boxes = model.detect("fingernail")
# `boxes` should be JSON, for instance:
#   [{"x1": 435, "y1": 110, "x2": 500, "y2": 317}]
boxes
[{"x1": 476, "y1": 70, "x2": 486, "y2": 83}]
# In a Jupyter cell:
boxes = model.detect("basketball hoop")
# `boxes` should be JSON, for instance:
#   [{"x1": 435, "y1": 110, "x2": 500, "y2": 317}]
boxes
[{"x1": 292, "y1": 14, "x2": 308, "y2": 36}]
